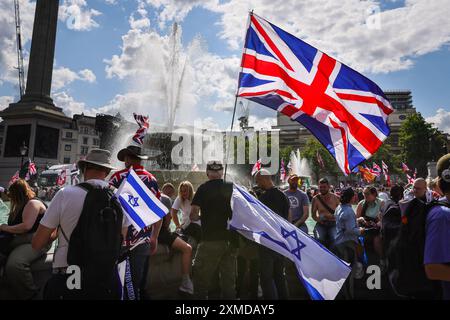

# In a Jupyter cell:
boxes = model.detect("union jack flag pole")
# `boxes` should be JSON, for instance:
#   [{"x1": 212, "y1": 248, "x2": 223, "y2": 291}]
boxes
[{"x1": 224, "y1": 10, "x2": 254, "y2": 181}]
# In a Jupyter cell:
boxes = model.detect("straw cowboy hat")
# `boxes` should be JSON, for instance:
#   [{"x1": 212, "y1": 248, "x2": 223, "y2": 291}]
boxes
[{"x1": 77, "y1": 149, "x2": 117, "y2": 171}]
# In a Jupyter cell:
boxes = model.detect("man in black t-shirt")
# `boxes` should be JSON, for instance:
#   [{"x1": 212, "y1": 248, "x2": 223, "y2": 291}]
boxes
[
  {"x1": 190, "y1": 160, "x2": 237, "y2": 299},
  {"x1": 255, "y1": 169, "x2": 290, "y2": 300}
]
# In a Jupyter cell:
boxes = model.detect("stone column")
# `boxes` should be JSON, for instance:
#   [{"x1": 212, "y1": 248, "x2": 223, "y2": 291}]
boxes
[{"x1": 20, "y1": 0, "x2": 60, "y2": 107}]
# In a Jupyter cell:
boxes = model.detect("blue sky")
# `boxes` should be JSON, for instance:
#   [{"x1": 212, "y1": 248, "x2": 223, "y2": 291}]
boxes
[{"x1": 0, "y1": 0, "x2": 449, "y2": 133}]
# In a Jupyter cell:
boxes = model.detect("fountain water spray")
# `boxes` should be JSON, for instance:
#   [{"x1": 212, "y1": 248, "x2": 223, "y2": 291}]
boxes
[
  {"x1": 289, "y1": 149, "x2": 313, "y2": 179},
  {"x1": 164, "y1": 22, "x2": 187, "y2": 132}
]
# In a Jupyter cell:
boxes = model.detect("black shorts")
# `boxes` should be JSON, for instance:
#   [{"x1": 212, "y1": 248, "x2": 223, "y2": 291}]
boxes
[{"x1": 158, "y1": 228, "x2": 178, "y2": 247}]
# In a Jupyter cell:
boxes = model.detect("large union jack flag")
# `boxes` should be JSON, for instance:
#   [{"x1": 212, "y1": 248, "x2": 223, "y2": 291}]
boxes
[{"x1": 237, "y1": 14, "x2": 393, "y2": 175}]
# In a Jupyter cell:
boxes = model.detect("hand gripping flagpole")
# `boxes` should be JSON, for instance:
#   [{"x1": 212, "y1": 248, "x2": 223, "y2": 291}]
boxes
[{"x1": 224, "y1": 10, "x2": 254, "y2": 182}]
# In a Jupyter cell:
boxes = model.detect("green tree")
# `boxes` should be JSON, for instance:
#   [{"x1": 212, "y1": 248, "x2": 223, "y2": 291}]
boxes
[
  {"x1": 399, "y1": 113, "x2": 447, "y2": 177},
  {"x1": 301, "y1": 138, "x2": 339, "y2": 183},
  {"x1": 361, "y1": 143, "x2": 402, "y2": 175}
]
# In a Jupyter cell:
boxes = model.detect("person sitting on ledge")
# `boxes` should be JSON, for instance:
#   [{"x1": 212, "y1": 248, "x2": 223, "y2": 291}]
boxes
[{"x1": 0, "y1": 179, "x2": 49, "y2": 300}]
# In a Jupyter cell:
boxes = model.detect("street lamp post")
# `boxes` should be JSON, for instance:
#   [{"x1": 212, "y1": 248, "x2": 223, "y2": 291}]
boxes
[{"x1": 20, "y1": 141, "x2": 28, "y2": 170}]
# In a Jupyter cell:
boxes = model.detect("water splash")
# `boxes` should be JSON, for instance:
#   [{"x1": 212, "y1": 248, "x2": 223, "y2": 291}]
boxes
[
  {"x1": 289, "y1": 149, "x2": 312, "y2": 178},
  {"x1": 164, "y1": 22, "x2": 187, "y2": 132}
]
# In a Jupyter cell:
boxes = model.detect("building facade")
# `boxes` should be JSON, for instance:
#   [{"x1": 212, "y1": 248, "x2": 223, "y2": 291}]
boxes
[{"x1": 59, "y1": 114, "x2": 101, "y2": 165}]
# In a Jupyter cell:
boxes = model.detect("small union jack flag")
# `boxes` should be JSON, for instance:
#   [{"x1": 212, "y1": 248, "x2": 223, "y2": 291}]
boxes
[
  {"x1": 57, "y1": 170, "x2": 67, "y2": 186},
  {"x1": 401, "y1": 162, "x2": 410, "y2": 173},
  {"x1": 370, "y1": 162, "x2": 381, "y2": 177},
  {"x1": 132, "y1": 113, "x2": 150, "y2": 145},
  {"x1": 28, "y1": 160, "x2": 37, "y2": 176},
  {"x1": 237, "y1": 13, "x2": 393, "y2": 175}
]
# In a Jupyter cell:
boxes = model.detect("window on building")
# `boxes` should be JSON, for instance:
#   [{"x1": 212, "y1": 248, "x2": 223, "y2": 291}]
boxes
[
  {"x1": 0, "y1": 137, "x2": 3, "y2": 145},
  {"x1": 63, "y1": 157, "x2": 71, "y2": 164},
  {"x1": 65, "y1": 144, "x2": 72, "y2": 151},
  {"x1": 80, "y1": 127, "x2": 89, "y2": 135},
  {"x1": 81, "y1": 146, "x2": 89, "y2": 155},
  {"x1": 83, "y1": 137, "x2": 89, "y2": 145},
  {"x1": 93, "y1": 138, "x2": 100, "y2": 146},
  {"x1": 66, "y1": 132, "x2": 73, "y2": 138}
]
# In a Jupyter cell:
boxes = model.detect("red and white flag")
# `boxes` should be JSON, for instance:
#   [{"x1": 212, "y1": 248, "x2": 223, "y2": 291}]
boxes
[
  {"x1": 191, "y1": 164, "x2": 199, "y2": 172},
  {"x1": 385, "y1": 174, "x2": 391, "y2": 187},
  {"x1": 28, "y1": 160, "x2": 37, "y2": 176},
  {"x1": 401, "y1": 162, "x2": 410, "y2": 173},
  {"x1": 316, "y1": 151, "x2": 325, "y2": 169},
  {"x1": 406, "y1": 173, "x2": 415, "y2": 184},
  {"x1": 251, "y1": 159, "x2": 262, "y2": 176},
  {"x1": 381, "y1": 161, "x2": 389, "y2": 176},
  {"x1": 132, "y1": 113, "x2": 150, "y2": 145},
  {"x1": 280, "y1": 159, "x2": 287, "y2": 182},
  {"x1": 9, "y1": 171, "x2": 20, "y2": 185},
  {"x1": 25, "y1": 159, "x2": 37, "y2": 181},
  {"x1": 371, "y1": 162, "x2": 381, "y2": 177},
  {"x1": 57, "y1": 170, "x2": 67, "y2": 186}
]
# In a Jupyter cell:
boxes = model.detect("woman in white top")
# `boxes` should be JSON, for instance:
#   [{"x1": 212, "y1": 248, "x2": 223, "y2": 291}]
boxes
[{"x1": 171, "y1": 181, "x2": 201, "y2": 242}]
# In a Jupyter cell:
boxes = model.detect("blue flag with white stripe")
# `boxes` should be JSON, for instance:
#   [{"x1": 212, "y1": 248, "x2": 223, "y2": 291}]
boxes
[
  {"x1": 230, "y1": 184, "x2": 351, "y2": 300},
  {"x1": 116, "y1": 169, "x2": 168, "y2": 232}
]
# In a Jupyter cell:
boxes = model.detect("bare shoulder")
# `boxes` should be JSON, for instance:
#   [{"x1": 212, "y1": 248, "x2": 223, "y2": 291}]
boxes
[{"x1": 27, "y1": 199, "x2": 44, "y2": 208}]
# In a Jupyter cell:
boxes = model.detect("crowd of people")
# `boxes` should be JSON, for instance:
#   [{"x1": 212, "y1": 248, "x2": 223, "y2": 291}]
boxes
[{"x1": 0, "y1": 146, "x2": 448, "y2": 300}]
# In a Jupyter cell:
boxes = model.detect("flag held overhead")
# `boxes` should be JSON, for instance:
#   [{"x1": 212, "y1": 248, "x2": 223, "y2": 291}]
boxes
[{"x1": 237, "y1": 13, "x2": 393, "y2": 175}]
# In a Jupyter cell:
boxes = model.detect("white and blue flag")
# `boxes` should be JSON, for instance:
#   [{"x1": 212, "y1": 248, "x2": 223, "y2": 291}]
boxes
[
  {"x1": 116, "y1": 169, "x2": 168, "y2": 232},
  {"x1": 230, "y1": 184, "x2": 351, "y2": 300}
]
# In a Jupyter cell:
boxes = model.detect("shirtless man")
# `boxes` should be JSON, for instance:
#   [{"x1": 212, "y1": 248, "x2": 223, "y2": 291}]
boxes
[{"x1": 311, "y1": 178, "x2": 340, "y2": 249}]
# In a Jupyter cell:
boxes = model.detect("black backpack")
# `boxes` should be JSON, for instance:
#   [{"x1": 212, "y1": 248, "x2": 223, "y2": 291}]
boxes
[
  {"x1": 61, "y1": 183, "x2": 124, "y2": 300},
  {"x1": 388, "y1": 198, "x2": 449, "y2": 299}
]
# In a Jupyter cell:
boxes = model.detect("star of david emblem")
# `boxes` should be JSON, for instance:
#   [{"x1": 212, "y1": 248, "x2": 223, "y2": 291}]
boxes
[
  {"x1": 281, "y1": 227, "x2": 306, "y2": 261},
  {"x1": 128, "y1": 195, "x2": 139, "y2": 208}
]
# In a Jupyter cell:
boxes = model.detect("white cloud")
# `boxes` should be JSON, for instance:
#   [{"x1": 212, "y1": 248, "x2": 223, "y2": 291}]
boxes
[
  {"x1": 59, "y1": 0, "x2": 102, "y2": 31},
  {"x1": 248, "y1": 115, "x2": 276, "y2": 131},
  {"x1": 426, "y1": 108, "x2": 450, "y2": 134},
  {"x1": 104, "y1": 15, "x2": 242, "y2": 127},
  {"x1": 0, "y1": 95, "x2": 14, "y2": 109},
  {"x1": 52, "y1": 67, "x2": 96, "y2": 91},
  {"x1": 78, "y1": 69, "x2": 96, "y2": 83},
  {"x1": 144, "y1": 0, "x2": 215, "y2": 29},
  {"x1": 145, "y1": 0, "x2": 450, "y2": 74},
  {"x1": 0, "y1": 0, "x2": 35, "y2": 85},
  {"x1": 129, "y1": 1, "x2": 151, "y2": 30},
  {"x1": 53, "y1": 91, "x2": 90, "y2": 117}
]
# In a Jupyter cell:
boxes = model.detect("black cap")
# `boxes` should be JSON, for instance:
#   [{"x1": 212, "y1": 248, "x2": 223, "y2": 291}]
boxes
[{"x1": 206, "y1": 160, "x2": 224, "y2": 171}]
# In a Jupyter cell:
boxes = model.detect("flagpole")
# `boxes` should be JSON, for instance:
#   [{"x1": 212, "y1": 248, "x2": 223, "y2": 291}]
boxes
[{"x1": 224, "y1": 10, "x2": 254, "y2": 182}]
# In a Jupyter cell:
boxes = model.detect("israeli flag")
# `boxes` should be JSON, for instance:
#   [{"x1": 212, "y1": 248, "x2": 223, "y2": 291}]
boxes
[
  {"x1": 230, "y1": 184, "x2": 351, "y2": 300},
  {"x1": 116, "y1": 169, "x2": 168, "y2": 232}
]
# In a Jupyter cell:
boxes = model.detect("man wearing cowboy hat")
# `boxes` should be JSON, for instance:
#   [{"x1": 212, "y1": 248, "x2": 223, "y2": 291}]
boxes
[
  {"x1": 109, "y1": 145, "x2": 162, "y2": 300},
  {"x1": 32, "y1": 149, "x2": 130, "y2": 299}
]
